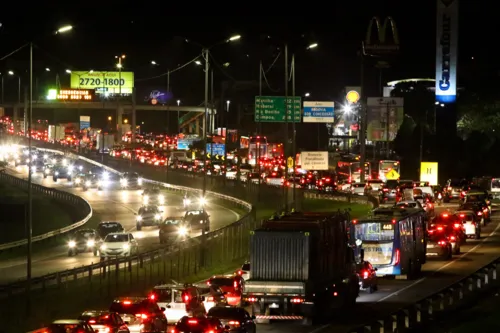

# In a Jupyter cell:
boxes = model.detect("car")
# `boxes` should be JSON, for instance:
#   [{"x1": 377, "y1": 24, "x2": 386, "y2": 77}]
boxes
[
  {"x1": 426, "y1": 232, "x2": 452, "y2": 260},
  {"x1": 236, "y1": 262, "x2": 250, "y2": 281},
  {"x1": 30, "y1": 158, "x2": 45, "y2": 173},
  {"x1": 159, "y1": 217, "x2": 191, "y2": 244},
  {"x1": 173, "y1": 316, "x2": 226, "y2": 333},
  {"x1": 150, "y1": 283, "x2": 206, "y2": 324},
  {"x1": 463, "y1": 193, "x2": 492, "y2": 220},
  {"x1": 459, "y1": 202, "x2": 488, "y2": 226},
  {"x1": 356, "y1": 261, "x2": 378, "y2": 293},
  {"x1": 97, "y1": 221, "x2": 125, "y2": 239},
  {"x1": 379, "y1": 180, "x2": 399, "y2": 202},
  {"x1": 184, "y1": 209, "x2": 210, "y2": 232},
  {"x1": 120, "y1": 172, "x2": 143, "y2": 189},
  {"x1": 45, "y1": 319, "x2": 94, "y2": 333},
  {"x1": 53, "y1": 165, "x2": 73, "y2": 182},
  {"x1": 350, "y1": 183, "x2": 366, "y2": 196},
  {"x1": 78, "y1": 310, "x2": 130, "y2": 333},
  {"x1": 73, "y1": 172, "x2": 87, "y2": 187},
  {"x1": 455, "y1": 210, "x2": 481, "y2": 239},
  {"x1": 196, "y1": 285, "x2": 229, "y2": 312},
  {"x1": 100, "y1": 232, "x2": 138, "y2": 260},
  {"x1": 433, "y1": 212, "x2": 467, "y2": 244},
  {"x1": 135, "y1": 205, "x2": 163, "y2": 230},
  {"x1": 43, "y1": 164, "x2": 55, "y2": 178},
  {"x1": 67, "y1": 229, "x2": 101, "y2": 257},
  {"x1": 443, "y1": 178, "x2": 468, "y2": 202},
  {"x1": 428, "y1": 222, "x2": 461, "y2": 254},
  {"x1": 109, "y1": 297, "x2": 168, "y2": 333},
  {"x1": 207, "y1": 275, "x2": 245, "y2": 307},
  {"x1": 142, "y1": 188, "x2": 165, "y2": 205},
  {"x1": 207, "y1": 306, "x2": 257, "y2": 333},
  {"x1": 183, "y1": 194, "x2": 204, "y2": 210}
]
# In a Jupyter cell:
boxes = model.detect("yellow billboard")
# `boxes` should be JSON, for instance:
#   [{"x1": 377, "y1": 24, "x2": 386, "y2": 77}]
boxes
[
  {"x1": 420, "y1": 162, "x2": 438, "y2": 186},
  {"x1": 70, "y1": 71, "x2": 134, "y2": 94}
]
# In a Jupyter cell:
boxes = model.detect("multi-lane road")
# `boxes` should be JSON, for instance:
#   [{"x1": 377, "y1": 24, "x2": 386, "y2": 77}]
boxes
[{"x1": 0, "y1": 162, "x2": 242, "y2": 285}]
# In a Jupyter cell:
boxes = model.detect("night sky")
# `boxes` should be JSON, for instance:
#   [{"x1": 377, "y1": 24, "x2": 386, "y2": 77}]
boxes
[{"x1": 0, "y1": 2, "x2": 494, "y2": 141}]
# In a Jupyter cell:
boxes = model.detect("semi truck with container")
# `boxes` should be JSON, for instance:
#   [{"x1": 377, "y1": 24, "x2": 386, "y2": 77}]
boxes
[{"x1": 242, "y1": 211, "x2": 359, "y2": 324}]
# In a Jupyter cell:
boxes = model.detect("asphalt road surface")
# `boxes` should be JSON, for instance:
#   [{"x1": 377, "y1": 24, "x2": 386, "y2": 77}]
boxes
[{"x1": 0, "y1": 163, "x2": 241, "y2": 285}]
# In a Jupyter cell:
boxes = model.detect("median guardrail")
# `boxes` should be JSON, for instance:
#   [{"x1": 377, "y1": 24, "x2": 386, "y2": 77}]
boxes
[
  {"x1": 0, "y1": 171, "x2": 92, "y2": 252},
  {"x1": 348, "y1": 256, "x2": 500, "y2": 332}
]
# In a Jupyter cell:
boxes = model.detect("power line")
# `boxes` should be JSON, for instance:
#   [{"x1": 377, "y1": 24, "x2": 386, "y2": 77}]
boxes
[
  {"x1": 135, "y1": 53, "x2": 203, "y2": 82},
  {"x1": 0, "y1": 43, "x2": 29, "y2": 61}
]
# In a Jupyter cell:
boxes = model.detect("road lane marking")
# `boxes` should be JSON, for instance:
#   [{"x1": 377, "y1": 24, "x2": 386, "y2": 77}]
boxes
[{"x1": 377, "y1": 220, "x2": 500, "y2": 303}]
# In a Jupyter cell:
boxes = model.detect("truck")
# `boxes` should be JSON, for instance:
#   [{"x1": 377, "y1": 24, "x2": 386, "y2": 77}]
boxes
[
  {"x1": 48, "y1": 125, "x2": 65, "y2": 143},
  {"x1": 97, "y1": 133, "x2": 115, "y2": 153},
  {"x1": 243, "y1": 211, "x2": 360, "y2": 324}
]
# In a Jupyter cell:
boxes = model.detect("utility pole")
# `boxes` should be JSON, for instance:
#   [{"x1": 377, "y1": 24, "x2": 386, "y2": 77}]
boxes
[
  {"x1": 283, "y1": 44, "x2": 289, "y2": 213},
  {"x1": 386, "y1": 101, "x2": 390, "y2": 159},
  {"x1": 202, "y1": 49, "x2": 209, "y2": 197},
  {"x1": 131, "y1": 87, "x2": 136, "y2": 168},
  {"x1": 291, "y1": 55, "x2": 296, "y2": 210},
  {"x1": 210, "y1": 69, "x2": 214, "y2": 178},
  {"x1": 359, "y1": 53, "x2": 367, "y2": 182},
  {"x1": 258, "y1": 62, "x2": 262, "y2": 200},
  {"x1": 27, "y1": 42, "x2": 33, "y2": 313}
]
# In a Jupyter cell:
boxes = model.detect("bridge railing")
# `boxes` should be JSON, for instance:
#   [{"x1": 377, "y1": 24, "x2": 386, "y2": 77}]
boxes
[{"x1": 0, "y1": 171, "x2": 92, "y2": 252}]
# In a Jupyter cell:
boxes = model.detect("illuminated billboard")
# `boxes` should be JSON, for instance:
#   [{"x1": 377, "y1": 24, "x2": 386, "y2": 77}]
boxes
[
  {"x1": 46, "y1": 89, "x2": 94, "y2": 101},
  {"x1": 70, "y1": 71, "x2": 134, "y2": 94},
  {"x1": 435, "y1": 0, "x2": 458, "y2": 104}
]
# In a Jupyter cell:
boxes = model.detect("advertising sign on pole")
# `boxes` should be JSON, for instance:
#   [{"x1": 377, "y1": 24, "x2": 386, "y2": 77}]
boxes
[
  {"x1": 70, "y1": 71, "x2": 134, "y2": 94},
  {"x1": 363, "y1": 17, "x2": 400, "y2": 56},
  {"x1": 79, "y1": 116, "x2": 90, "y2": 130},
  {"x1": 303, "y1": 101, "x2": 334, "y2": 123},
  {"x1": 420, "y1": 162, "x2": 438, "y2": 185},
  {"x1": 435, "y1": 0, "x2": 458, "y2": 104},
  {"x1": 206, "y1": 143, "x2": 226, "y2": 157},
  {"x1": 366, "y1": 97, "x2": 404, "y2": 141},
  {"x1": 255, "y1": 96, "x2": 301, "y2": 122},
  {"x1": 300, "y1": 151, "x2": 329, "y2": 170}
]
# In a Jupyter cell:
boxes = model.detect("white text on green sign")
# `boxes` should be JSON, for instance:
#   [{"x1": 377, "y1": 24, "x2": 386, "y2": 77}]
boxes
[{"x1": 255, "y1": 96, "x2": 301, "y2": 123}]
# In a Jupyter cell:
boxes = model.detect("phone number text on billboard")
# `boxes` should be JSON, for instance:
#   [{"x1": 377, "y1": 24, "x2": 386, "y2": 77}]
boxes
[{"x1": 70, "y1": 71, "x2": 134, "y2": 94}]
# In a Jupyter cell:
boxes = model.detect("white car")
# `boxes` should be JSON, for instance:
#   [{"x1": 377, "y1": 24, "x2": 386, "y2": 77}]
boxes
[
  {"x1": 238, "y1": 262, "x2": 250, "y2": 281},
  {"x1": 350, "y1": 183, "x2": 366, "y2": 195},
  {"x1": 100, "y1": 232, "x2": 138, "y2": 260},
  {"x1": 456, "y1": 210, "x2": 481, "y2": 239},
  {"x1": 152, "y1": 284, "x2": 206, "y2": 324}
]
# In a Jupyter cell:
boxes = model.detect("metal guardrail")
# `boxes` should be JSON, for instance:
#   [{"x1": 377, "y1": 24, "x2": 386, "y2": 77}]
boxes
[
  {"x1": 0, "y1": 171, "x2": 93, "y2": 252},
  {"x1": 348, "y1": 257, "x2": 500, "y2": 332}
]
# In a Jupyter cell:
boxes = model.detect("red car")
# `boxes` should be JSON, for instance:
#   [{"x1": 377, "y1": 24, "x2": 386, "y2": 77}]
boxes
[{"x1": 207, "y1": 275, "x2": 245, "y2": 307}]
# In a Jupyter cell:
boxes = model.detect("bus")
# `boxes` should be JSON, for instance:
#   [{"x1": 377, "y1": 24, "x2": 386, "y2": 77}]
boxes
[
  {"x1": 350, "y1": 207, "x2": 426, "y2": 279},
  {"x1": 336, "y1": 160, "x2": 371, "y2": 183},
  {"x1": 378, "y1": 160, "x2": 400, "y2": 181},
  {"x1": 248, "y1": 136, "x2": 268, "y2": 165},
  {"x1": 472, "y1": 176, "x2": 500, "y2": 198}
]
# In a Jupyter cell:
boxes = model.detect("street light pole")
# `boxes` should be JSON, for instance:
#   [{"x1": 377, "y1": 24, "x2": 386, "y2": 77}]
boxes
[
  {"x1": 202, "y1": 48, "x2": 209, "y2": 197},
  {"x1": 177, "y1": 99, "x2": 181, "y2": 134},
  {"x1": 27, "y1": 42, "x2": 33, "y2": 311},
  {"x1": 283, "y1": 44, "x2": 289, "y2": 213},
  {"x1": 291, "y1": 54, "x2": 296, "y2": 210}
]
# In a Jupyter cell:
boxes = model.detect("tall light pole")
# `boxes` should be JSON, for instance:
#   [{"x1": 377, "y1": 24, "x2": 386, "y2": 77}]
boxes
[
  {"x1": 27, "y1": 24, "x2": 72, "y2": 310},
  {"x1": 190, "y1": 34, "x2": 241, "y2": 198},
  {"x1": 8, "y1": 71, "x2": 21, "y2": 133},
  {"x1": 116, "y1": 54, "x2": 125, "y2": 131},
  {"x1": 177, "y1": 99, "x2": 181, "y2": 134}
]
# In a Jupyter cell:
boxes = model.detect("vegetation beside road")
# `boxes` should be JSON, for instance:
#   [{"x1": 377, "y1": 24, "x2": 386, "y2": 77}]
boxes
[{"x1": 0, "y1": 180, "x2": 74, "y2": 245}]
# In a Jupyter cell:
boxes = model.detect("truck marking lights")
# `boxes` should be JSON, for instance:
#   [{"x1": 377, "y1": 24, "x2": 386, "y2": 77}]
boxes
[{"x1": 290, "y1": 298, "x2": 304, "y2": 303}]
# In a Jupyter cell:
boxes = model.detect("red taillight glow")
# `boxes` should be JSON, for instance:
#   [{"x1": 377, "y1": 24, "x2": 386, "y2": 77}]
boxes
[
  {"x1": 237, "y1": 270, "x2": 242, "y2": 275},
  {"x1": 453, "y1": 223, "x2": 461, "y2": 229},
  {"x1": 392, "y1": 219, "x2": 396, "y2": 224},
  {"x1": 183, "y1": 294, "x2": 190, "y2": 303},
  {"x1": 290, "y1": 298, "x2": 304, "y2": 303},
  {"x1": 207, "y1": 296, "x2": 214, "y2": 301},
  {"x1": 206, "y1": 281, "x2": 211, "y2": 285},
  {"x1": 228, "y1": 320, "x2": 240, "y2": 326},
  {"x1": 149, "y1": 294, "x2": 155, "y2": 300},
  {"x1": 442, "y1": 213, "x2": 449, "y2": 217},
  {"x1": 450, "y1": 236, "x2": 456, "y2": 241},
  {"x1": 247, "y1": 297, "x2": 257, "y2": 302},
  {"x1": 188, "y1": 319, "x2": 198, "y2": 324},
  {"x1": 123, "y1": 301, "x2": 132, "y2": 305},
  {"x1": 362, "y1": 270, "x2": 369, "y2": 279},
  {"x1": 234, "y1": 281, "x2": 238, "y2": 288},
  {"x1": 88, "y1": 320, "x2": 96, "y2": 324},
  {"x1": 333, "y1": 291, "x2": 338, "y2": 296},
  {"x1": 437, "y1": 226, "x2": 444, "y2": 231},
  {"x1": 383, "y1": 188, "x2": 388, "y2": 192},
  {"x1": 394, "y1": 249, "x2": 400, "y2": 265},
  {"x1": 438, "y1": 240, "x2": 446, "y2": 246},
  {"x1": 135, "y1": 313, "x2": 148, "y2": 319},
  {"x1": 459, "y1": 214, "x2": 465, "y2": 218},
  {"x1": 478, "y1": 212, "x2": 482, "y2": 216},
  {"x1": 352, "y1": 220, "x2": 357, "y2": 224}
]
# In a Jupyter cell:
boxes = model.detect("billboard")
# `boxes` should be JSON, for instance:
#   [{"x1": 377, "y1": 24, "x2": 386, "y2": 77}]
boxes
[
  {"x1": 80, "y1": 116, "x2": 90, "y2": 130},
  {"x1": 366, "y1": 97, "x2": 404, "y2": 141},
  {"x1": 363, "y1": 17, "x2": 399, "y2": 56},
  {"x1": 47, "y1": 89, "x2": 94, "y2": 101},
  {"x1": 435, "y1": 0, "x2": 458, "y2": 104},
  {"x1": 300, "y1": 151, "x2": 329, "y2": 170},
  {"x1": 70, "y1": 71, "x2": 134, "y2": 94}
]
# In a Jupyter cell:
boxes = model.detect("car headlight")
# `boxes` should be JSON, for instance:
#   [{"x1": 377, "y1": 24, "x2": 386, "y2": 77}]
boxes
[
  {"x1": 123, "y1": 244, "x2": 130, "y2": 250},
  {"x1": 87, "y1": 240, "x2": 95, "y2": 247},
  {"x1": 143, "y1": 195, "x2": 149, "y2": 203},
  {"x1": 68, "y1": 241, "x2": 76, "y2": 247},
  {"x1": 85, "y1": 180, "x2": 91, "y2": 186},
  {"x1": 75, "y1": 178, "x2": 81, "y2": 184},
  {"x1": 78, "y1": 165, "x2": 83, "y2": 171},
  {"x1": 138, "y1": 178, "x2": 143, "y2": 185},
  {"x1": 100, "y1": 244, "x2": 106, "y2": 250},
  {"x1": 102, "y1": 172, "x2": 109, "y2": 180},
  {"x1": 55, "y1": 171, "x2": 59, "y2": 176},
  {"x1": 136, "y1": 215, "x2": 143, "y2": 221},
  {"x1": 185, "y1": 199, "x2": 191, "y2": 205},
  {"x1": 154, "y1": 214, "x2": 161, "y2": 220},
  {"x1": 62, "y1": 159, "x2": 67, "y2": 165},
  {"x1": 97, "y1": 180, "x2": 102, "y2": 186},
  {"x1": 32, "y1": 155, "x2": 37, "y2": 160},
  {"x1": 44, "y1": 169, "x2": 49, "y2": 174},
  {"x1": 158, "y1": 195, "x2": 165, "y2": 203},
  {"x1": 120, "y1": 178, "x2": 127, "y2": 185},
  {"x1": 178, "y1": 226, "x2": 188, "y2": 236},
  {"x1": 199, "y1": 197, "x2": 206, "y2": 206},
  {"x1": 43, "y1": 154, "x2": 48, "y2": 159}
]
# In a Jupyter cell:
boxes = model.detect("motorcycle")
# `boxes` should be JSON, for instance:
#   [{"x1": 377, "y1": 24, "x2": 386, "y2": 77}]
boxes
[{"x1": 436, "y1": 192, "x2": 443, "y2": 206}]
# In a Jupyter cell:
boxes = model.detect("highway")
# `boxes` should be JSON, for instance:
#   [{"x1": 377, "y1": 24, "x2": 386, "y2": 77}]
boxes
[
  {"x1": 254, "y1": 205, "x2": 500, "y2": 333},
  {"x1": 0, "y1": 163, "x2": 241, "y2": 285}
]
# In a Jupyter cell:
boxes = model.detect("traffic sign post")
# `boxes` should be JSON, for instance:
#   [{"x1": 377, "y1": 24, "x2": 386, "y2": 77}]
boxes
[
  {"x1": 385, "y1": 169, "x2": 400, "y2": 180},
  {"x1": 287, "y1": 157, "x2": 294, "y2": 169},
  {"x1": 206, "y1": 143, "x2": 225, "y2": 158},
  {"x1": 255, "y1": 96, "x2": 301, "y2": 122}
]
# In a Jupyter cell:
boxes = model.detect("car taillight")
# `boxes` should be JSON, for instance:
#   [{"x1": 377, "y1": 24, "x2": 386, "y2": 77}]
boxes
[
  {"x1": 228, "y1": 320, "x2": 241, "y2": 326},
  {"x1": 207, "y1": 296, "x2": 214, "y2": 301},
  {"x1": 135, "y1": 313, "x2": 148, "y2": 319},
  {"x1": 234, "y1": 281, "x2": 238, "y2": 288},
  {"x1": 88, "y1": 320, "x2": 96, "y2": 324},
  {"x1": 449, "y1": 236, "x2": 456, "y2": 241},
  {"x1": 459, "y1": 214, "x2": 465, "y2": 218},
  {"x1": 290, "y1": 298, "x2": 304, "y2": 303},
  {"x1": 188, "y1": 319, "x2": 198, "y2": 324},
  {"x1": 453, "y1": 223, "x2": 461, "y2": 229},
  {"x1": 438, "y1": 241, "x2": 446, "y2": 246},
  {"x1": 246, "y1": 297, "x2": 258, "y2": 302},
  {"x1": 205, "y1": 330, "x2": 215, "y2": 333},
  {"x1": 362, "y1": 270, "x2": 369, "y2": 279},
  {"x1": 478, "y1": 212, "x2": 482, "y2": 216},
  {"x1": 149, "y1": 293, "x2": 156, "y2": 300},
  {"x1": 101, "y1": 328, "x2": 111, "y2": 333},
  {"x1": 237, "y1": 270, "x2": 243, "y2": 275},
  {"x1": 383, "y1": 188, "x2": 388, "y2": 192}
]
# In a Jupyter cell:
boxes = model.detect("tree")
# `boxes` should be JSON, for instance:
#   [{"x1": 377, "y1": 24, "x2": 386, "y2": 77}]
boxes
[{"x1": 457, "y1": 91, "x2": 500, "y2": 138}]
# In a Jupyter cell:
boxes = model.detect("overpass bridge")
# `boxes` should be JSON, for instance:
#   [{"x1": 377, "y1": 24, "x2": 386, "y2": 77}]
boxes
[{"x1": 0, "y1": 101, "x2": 215, "y2": 136}]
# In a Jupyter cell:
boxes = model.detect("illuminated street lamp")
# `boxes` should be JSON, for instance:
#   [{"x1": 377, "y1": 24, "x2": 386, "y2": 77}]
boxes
[
  {"x1": 151, "y1": 60, "x2": 158, "y2": 65},
  {"x1": 45, "y1": 68, "x2": 50, "y2": 72},
  {"x1": 56, "y1": 25, "x2": 73, "y2": 34},
  {"x1": 304, "y1": 92, "x2": 310, "y2": 97},
  {"x1": 177, "y1": 100, "x2": 181, "y2": 133},
  {"x1": 307, "y1": 43, "x2": 318, "y2": 50},
  {"x1": 65, "y1": 69, "x2": 71, "y2": 74},
  {"x1": 195, "y1": 60, "x2": 202, "y2": 66}
]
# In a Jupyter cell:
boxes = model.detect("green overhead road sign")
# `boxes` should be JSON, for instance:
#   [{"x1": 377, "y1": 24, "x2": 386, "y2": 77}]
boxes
[{"x1": 255, "y1": 96, "x2": 302, "y2": 122}]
